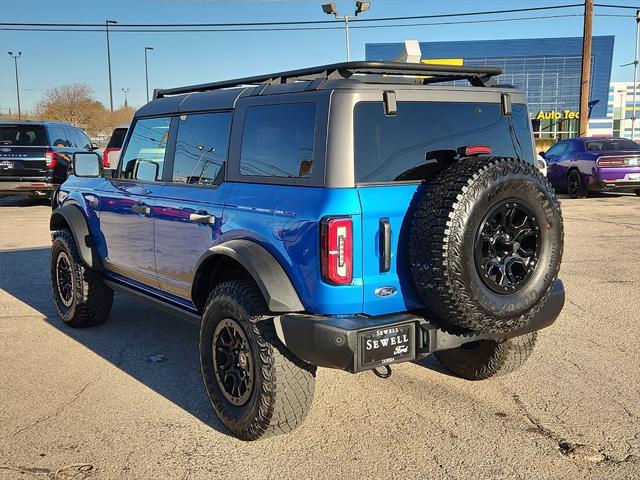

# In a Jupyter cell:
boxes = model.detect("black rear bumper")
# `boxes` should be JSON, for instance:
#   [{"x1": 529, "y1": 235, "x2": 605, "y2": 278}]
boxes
[{"x1": 275, "y1": 279, "x2": 565, "y2": 373}]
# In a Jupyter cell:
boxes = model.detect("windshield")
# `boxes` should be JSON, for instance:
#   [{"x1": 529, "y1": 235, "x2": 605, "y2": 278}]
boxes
[
  {"x1": 0, "y1": 125, "x2": 48, "y2": 146},
  {"x1": 586, "y1": 139, "x2": 640, "y2": 151},
  {"x1": 354, "y1": 102, "x2": 534, "y2": 183}
]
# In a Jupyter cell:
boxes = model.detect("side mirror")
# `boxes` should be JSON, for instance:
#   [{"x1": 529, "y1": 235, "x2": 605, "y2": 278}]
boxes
[
  {"x1": 134, "y1": 160, "x2": 159, "y2": 182},
  {"x1": 89, "y1": 143, "x2": 100, "y2": 151},
  {"x1": 73, "y1": 152, "x2": 103, "y2": 178}
]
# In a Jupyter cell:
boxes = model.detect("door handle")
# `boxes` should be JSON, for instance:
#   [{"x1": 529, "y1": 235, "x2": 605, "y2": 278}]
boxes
[
  {"x1": 131, "y1": 203, "x2": 151, "y2": 215},
  {"x1": 189, "y1": 212, "x2": 216, "y2": 224},
  {"x1": 379, "y1": 218, "x2": 391, "y2": 273}
]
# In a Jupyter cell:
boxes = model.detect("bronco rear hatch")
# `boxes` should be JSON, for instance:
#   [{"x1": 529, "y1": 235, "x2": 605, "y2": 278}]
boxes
[{"x1": 354, "y1": 99, "x2": 536, "y2": 316}]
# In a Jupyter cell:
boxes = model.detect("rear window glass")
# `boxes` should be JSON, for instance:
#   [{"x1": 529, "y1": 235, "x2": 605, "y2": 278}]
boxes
[
  {"x1": 354, "y1": 102, "x2": 535, "y2": 183},
  {"x1": 240, "y1": 103, "x2": 316, "y2": 178},
  {"x1": 107, "y1": 128, "x2": 128, "y2": 149},
  {"x1": 0, "y1": 125, "x2": 47, "y2": 146},
  {"x1": 586, "y1": 139, "x2": 640, "y2": 151}
]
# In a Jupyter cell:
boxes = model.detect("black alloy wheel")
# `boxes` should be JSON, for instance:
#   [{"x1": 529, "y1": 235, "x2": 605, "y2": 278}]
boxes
[
  {"x1": 55, "y1": 251, "x2": 74, "y2": 307},
  {"x1": 212, "y1": 318, "x2": 254, "y2": 407},
  {"x1": 474, "y1": 200, "x2": 541, "y2": 294},
  {"x1": 567, "y1": 169, "x2": 587, "y2": 198}
]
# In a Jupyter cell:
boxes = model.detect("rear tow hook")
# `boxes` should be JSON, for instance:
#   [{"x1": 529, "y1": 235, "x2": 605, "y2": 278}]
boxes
[{"x1": 372, "y1": 365, "x2": 392, "y2": 379}]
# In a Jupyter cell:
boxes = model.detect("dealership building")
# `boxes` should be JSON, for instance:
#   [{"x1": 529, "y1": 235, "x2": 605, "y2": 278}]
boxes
[{"x1": 366, "y1": 36, "x2": 639, "y2": 140}]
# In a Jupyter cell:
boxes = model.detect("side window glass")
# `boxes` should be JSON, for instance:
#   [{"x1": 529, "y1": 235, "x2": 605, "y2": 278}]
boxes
[
  {"x1": 172, "y1": 112, "x2": 232, "y2": 185},
  {"x1": 65, "y1": 129, "x2": 78, "y2": 147},
  {"x1": 240, "y1": 103, "x2": 316, "y2": 178},
  {"x1": 48, "y1": 126, "x2": 70, "y2": 147},
  {"x1": 119, "y1": 117, "x2": 170, "y2": 181},
  {"x1": 76, "y1": 129, "x2": 92, "y2": 149}
]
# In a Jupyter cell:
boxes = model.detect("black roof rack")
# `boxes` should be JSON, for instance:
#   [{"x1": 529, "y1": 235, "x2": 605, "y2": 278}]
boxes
[{"x1": 153, "y1": 61, "x2": 503, "y2": 99}]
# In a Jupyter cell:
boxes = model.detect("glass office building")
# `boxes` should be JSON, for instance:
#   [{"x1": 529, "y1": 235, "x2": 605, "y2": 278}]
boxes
[{"x1": 366, "y1": 36, "x2": 615, "y2": 139}]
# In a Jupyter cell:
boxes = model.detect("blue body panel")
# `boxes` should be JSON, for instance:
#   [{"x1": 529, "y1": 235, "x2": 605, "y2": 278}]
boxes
[
  {"x1": 57, "y1": 176, "x2": 432, "y2": 317},
  {"x1": 356, "y1": 184, "x2": 423, "y2": 315}
]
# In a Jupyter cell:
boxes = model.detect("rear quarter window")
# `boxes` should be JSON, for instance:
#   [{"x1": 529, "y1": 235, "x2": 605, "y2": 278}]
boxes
[
  {"x1": 239, "y1": 103, "x2": 316, "y2": 179},
  {"x1": 354, "y1": 101, "x2": 534, "y2": 183}
]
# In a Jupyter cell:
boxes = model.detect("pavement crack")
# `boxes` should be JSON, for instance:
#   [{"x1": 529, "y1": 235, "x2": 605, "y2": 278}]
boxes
[{"x1": 7, "y1": 375, "x2": 102, "y2": 439}]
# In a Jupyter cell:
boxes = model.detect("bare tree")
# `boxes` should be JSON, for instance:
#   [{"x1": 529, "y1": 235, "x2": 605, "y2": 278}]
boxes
[{"x1": 36, "y1": 83, "x2": 104, "y2": 127}]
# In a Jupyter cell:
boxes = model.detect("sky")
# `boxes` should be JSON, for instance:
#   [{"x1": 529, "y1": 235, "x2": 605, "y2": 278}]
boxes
[{"x1": 0, "y1": 0, "x2": 638, "y2": 114}]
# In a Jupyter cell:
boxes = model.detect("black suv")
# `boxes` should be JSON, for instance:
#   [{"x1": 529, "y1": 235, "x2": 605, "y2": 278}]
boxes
[{"x1": 0, "y1": 121, "x2": 97, "y2": 198}]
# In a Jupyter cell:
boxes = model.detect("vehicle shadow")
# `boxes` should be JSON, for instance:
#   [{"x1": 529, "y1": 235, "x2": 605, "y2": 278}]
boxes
[
  {"x1": 0, "y1": 195, "x2": 50, "y2": 207},
  {"x1": 0, "y1": 246, "x2": 227, "y2": 435}
]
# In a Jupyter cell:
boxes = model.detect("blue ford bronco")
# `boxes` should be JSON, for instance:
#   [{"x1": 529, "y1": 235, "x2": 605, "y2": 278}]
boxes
[{"x1": 49, "y1": 62, "x2": 564, "y2": 441}]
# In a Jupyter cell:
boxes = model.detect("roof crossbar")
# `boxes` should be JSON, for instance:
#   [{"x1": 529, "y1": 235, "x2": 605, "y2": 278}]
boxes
[{"x1": 153, "y1": 61, "x2": 503, "y2": 99}]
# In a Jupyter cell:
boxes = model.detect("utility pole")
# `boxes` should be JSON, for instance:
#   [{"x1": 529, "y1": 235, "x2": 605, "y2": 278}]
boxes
[
  {"x1": 144, "y1": 46, "x2": 154, "y2": 103},
  {"x1": 322, "y1": 2, "x2": 371, "y2": 62},
  {"x1": 579, "y1": 0, "x2": 594, "y2": 137},
  {"x1": 105, "y1": 20, "x2": 118, "y2": 112},
  {"x1": 632, "y1": 10, "x2": 639, "y2": 140},
  {"x1": 7, "y1": 51, "x2": 21, "y2": 120},
  {"x1": 121, "y1": 88, "x2": 130, "y2": 108}
]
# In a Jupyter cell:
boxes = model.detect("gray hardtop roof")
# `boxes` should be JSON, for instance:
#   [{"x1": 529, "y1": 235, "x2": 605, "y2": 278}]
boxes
[{"x1": 136, "y1": 78, "x2": 525, "y2": 118}]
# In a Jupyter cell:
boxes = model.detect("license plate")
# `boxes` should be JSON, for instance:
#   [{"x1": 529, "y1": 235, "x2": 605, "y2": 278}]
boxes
[
  {"x1": 359, "y1": 323, "x2": 415, "y2": 368},
  {"x1": 0, "y1": 161, "x2": 13, "y2": 170}
]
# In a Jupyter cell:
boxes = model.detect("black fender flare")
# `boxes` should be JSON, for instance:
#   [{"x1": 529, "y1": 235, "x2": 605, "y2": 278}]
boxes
[
  {"x1": 195, "y1": 239, "x2": 304, "y2": 313},
  {"x1": 50, "y1": 205, "x2": 100, "y2": 270}
]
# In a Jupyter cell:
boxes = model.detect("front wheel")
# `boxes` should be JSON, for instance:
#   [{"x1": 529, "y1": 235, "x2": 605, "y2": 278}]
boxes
[
  {"x1": 50, "y1": 229, "x2": 113, "y2": 327},
  {"x1": 199, "y1": 280, "x2": 316, "y2": 440},
  {"x1": 567, "y1": 169, "x2": 588, "y2": 198},
  {"x1": 435, "y1": 332, "x2": 537, "y2": 380}
]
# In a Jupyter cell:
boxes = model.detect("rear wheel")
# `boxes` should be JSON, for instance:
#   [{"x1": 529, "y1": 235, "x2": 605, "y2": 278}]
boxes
[
  {"x1": 567, "y1": 169, "x2": 588, "y2": 198},
  {"x1": 50, "y1": 229, "x2": 113, "y2": 327},
  {"x1": 435, "y1": 333, "x2": 537, "y2": 380},
  {"x1": 634, "y1": 189, "x2": 640, "y2": 196},
  {"x1": 199, "y1": 280, "x2": 316, "y2": 440}
]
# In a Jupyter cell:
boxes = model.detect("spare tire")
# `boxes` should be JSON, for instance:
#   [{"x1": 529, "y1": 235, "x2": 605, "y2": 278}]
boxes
[{"x1": 409, "y1": 157, "x2": 563, "y2": 333}]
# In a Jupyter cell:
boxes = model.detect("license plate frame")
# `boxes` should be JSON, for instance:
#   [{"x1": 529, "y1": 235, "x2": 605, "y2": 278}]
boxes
[{"x1": 359, "y1": 323, "x2": 415, "y2": 369}]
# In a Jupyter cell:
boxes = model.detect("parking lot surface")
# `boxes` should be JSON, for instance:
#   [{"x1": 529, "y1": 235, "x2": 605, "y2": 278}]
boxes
[{"x1": 0, "y1": 193, "x2": 638, "y2": 480}]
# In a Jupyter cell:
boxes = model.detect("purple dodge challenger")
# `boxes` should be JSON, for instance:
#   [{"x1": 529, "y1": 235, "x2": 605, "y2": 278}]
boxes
[{"x1": 542, "y1": 137, "x2": 640, "y2": 198}]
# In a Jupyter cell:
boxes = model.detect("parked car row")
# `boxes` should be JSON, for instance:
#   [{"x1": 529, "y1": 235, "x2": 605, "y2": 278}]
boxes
[{"x1": 0, "y1": 121, "x2": 128, "y2": 198}]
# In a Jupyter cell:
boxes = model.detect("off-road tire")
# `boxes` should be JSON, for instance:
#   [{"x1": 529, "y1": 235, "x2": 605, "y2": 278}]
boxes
[
  {"x1": 409, "y1": 157, "x2": 563, "y2": 333},
  {"x1": 50, "y1": 229, "x2": 113, "y2": 327},
  {"x1": 567, "y1": 169, "x2": 588, "y2": 199},
  {"x1": 200, "y1": 280, "x2": 316, "y2": 441},
  {"x1": 434, "y1": 332, "x2": 538, "y2": 380}
]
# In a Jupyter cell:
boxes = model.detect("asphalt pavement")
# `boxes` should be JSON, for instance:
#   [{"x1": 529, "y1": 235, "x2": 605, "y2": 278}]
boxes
[{"x1": 0, "y1": 193, "x2": 638, "y2": 480}]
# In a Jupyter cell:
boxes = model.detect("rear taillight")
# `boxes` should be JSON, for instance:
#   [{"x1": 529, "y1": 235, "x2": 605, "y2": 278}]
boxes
[
  {"x1": 103, "y1": 147, "x2": 119, "y2": 168},
  {"x1": 321, "y1": 217, "x2": 353, "y2": 285},
  {"x1": 597, "y1": 156, "x2": 638, "y2": 167},
  {"x1": 45, "y1": 150, "x2": 58, "y2": 168},
  {"x1": 459, "y1": 145, "x2": 493, "y2": 156}
]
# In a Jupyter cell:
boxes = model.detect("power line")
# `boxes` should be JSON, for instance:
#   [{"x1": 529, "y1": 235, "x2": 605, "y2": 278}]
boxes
[
  {"x1": 8, "y1": 13, "x2": 633, "y2": 34},
  {"x1": 594, "y1": 3, "x2": 640, "y2": 9},
  {"x1": 0, "y1": 4, "x2": 586, "y2": 29}
]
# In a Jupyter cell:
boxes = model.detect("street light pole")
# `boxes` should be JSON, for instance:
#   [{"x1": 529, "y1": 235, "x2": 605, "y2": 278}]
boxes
[
  {"x1": 322, "y1": 2, "x2": 370, "y2": 62},
  {"x1": 144, "y1": 46, "x2": 154, "y2": 103},
  {"x1": 105, "y1": 20, "x2": 117, "y2": 112},
  {"x1": 7, "y1": 51, "x2": 21, "y2": 120},
  {"x1": 121, "y1": 88, "x2": 130, "y2": 108}
]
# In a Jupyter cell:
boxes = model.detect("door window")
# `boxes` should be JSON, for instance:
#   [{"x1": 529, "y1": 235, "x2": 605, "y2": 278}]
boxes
[
  {"x1": 120, "y1": 117, "x2": 170, "y2": 181},
  {"x1": 172, "y1": 112, "x2": 232, "y2": 185},
  {"x1": 47, "y1": 126, "x2": 71, "y2": 147},
  {"x1": 239, "y1": 103, "x2": 316, "y2": 178}
]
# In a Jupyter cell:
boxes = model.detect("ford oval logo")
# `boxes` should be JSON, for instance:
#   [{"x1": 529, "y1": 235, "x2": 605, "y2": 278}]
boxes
[
  {"x1": 0, "y1": 147, "x2": 11, "y2": 152},
  {"x1": 375, "y1": 286, "x2": 397, "y2": 297}
]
